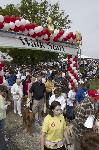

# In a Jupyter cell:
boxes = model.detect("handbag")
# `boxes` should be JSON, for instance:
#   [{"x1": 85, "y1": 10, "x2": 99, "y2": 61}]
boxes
[{"x1": 84, "y1": 115, "x2": 95, "y2": 128}]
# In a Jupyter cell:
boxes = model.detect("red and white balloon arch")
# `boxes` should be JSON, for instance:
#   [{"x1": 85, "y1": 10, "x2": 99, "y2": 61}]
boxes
[
  {"x1": 0, "y1": 15, "x2": 82, "y2": 44},
  {"x1": 0, "y1": 15, "x2": 81, "y2": 88}
]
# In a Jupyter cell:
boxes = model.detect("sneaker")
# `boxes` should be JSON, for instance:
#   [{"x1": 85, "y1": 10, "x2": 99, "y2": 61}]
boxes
[
  {"x1": 18, "y1": 113, "x2": 22, "y2": 117},
  {"x1": 4, "y1": 136, "x2": 9, "y2": 142},
  {"x1": 38, "y1": 120, "x2": 42, "y2": 126},
  {"x1": 14, "y1": 110, "x2": 17, "y2": 114}
]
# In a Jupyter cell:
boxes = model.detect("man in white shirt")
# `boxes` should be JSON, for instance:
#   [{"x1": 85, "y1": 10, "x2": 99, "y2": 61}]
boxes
[
  {"x1": 66, "y1": 88, "x2": 76, "y2": 121},
  {"x1": 11, "y1": 79, "x2": 23, "y2": 116}
]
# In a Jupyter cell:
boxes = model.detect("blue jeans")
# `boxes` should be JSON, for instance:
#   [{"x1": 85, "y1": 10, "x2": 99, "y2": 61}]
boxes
[
  {"x1": 0, "y1": 119, "x2": 5, "y2": 130},
  {"x1": 66, "y1": 105, "x2": 75, "y2": 120},
  {"x1": 0, "y1": 119, "x2": 8, "y2": 150}
]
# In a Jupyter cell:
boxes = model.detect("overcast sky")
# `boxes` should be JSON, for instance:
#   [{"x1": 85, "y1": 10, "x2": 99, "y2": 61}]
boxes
[{"x1": 0, "y1": 0, "x2": 99, "y2": 58}]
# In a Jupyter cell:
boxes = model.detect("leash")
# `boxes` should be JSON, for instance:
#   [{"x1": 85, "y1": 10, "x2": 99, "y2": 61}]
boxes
[{"x1": 23, "y1": 98, "x2": 31, "y2": 107}]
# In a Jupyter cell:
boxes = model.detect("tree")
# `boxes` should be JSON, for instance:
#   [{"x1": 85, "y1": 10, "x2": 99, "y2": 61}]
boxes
[
  {"x1": 0, "y1": 0, "x2": 72, "y2": 65},
  {"x1": 19, "y1": 0, "x2": 71, "y2": 29},
  {"x1": 0, "y1": 4, "x2": 20, "y2": 16}
]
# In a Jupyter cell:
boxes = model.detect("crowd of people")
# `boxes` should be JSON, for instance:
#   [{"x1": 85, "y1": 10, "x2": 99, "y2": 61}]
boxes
[
  {"x1": 79, "y1": 58, "x2": 99, "y2": 82},
  {"x1": 0, "y1": 59, "x2": 99, "y2": 150}
]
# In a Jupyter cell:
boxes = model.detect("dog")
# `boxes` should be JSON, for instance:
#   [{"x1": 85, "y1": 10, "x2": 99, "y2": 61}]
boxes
[{"x1": 22, "y1": 96, "x2": 35, "y2": 134}]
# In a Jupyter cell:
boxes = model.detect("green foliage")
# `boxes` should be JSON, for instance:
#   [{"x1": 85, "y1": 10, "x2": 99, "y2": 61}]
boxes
[
  {"x1": 0, "y1": 4, "x2": 20, "y2": 16},
  {"x1": 1, "y1": 48, "x2": 58, "y2": 65},
  {"x1": 19, "y1": 0, "x2": 71, "y2": 28}
]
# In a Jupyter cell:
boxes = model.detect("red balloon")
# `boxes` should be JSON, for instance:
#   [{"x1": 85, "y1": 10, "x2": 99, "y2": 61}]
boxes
[
  {"x1": 16, "y1": 17, "x2": 21, "y2": 20},
  {"x1": 4, "y1": 16, "x2": 10, "y2": 23},
  {"x1": 67, "y1": 60, "x2": 72, "y2": 65},
  {"x1": 0, "y1": 76, "x2": 3, "y2": 84},
  {"x1": 0, "y1": 23, "x2": 4, "y2": 29},
  {"x1": 36, "y1": 32, "x2": 42, "y2": 37},
  {"x1": 75, "y1": 76, "x2": 78, "y2": 80},
  {"x1": 73, "y1": 57, "x2": 78, "y2": 62},
  {"x1": 0, "y1": 63, "x2": 5, "y2": 68},
  {"x1": 25, "y1": 24, "x2": 30, "y2": 30},
  {"x1": 73, "y1": 73, "x2": 77, "y2": 77},
  {"x1": 67, "y1": 55, "x2": 72, "y2": 59},
  {"x1": 45, "y1": 37, "x2": 50, "y2": 41},
  {"x1": 74, "y1": 64, "x2": 77, "y2": 68},
  {"x1": 71, "y1": 82, "x2": 75, "y2": 86},
  {"x1": 63, "y1": 36, "x2": 68, "y2": 41},
  {"x1": 69, "y1": 79, "x2": 73, "y2": 83},
  {"x1": 31, "y1": 33, "x2": 36, "y2": 38},
  {"x1": 68, "y1": 67, "x2": 72, "y2": 71},
  {"x1": 0, "y1": 66, "x2": 2, "y2": 71},
  {"x1": 67, "y1": 33, "x2": 71, "y2": 39},
  {"x1": 56, "y1": 30, "x2": 64, "y2": 39},
  {"x1": 30, "y1": 23, "x2": 37, "y2": 29},
  {"x1": 25, "y1": 23, "x2": 37, "y2": 30},
  {"x1": 13, "y1": 26, "x2": 20, "y2": 32},
  {"x1": 19, "y1": 25, "x2": 25, "y2": 31},
  {"x1": 42, "y1": 28, "x2": 49, "y2": 35},
  {"x1": 68, "y1": 32, "x2": 72, "y2": 39},
  {"x1": 72, "y1": 34, "x2": 76, "y2": 40},
  {"x1": 53, "y1": 37, "x2": 58, "y2": 42},
  {"x1": 70, "y1": 70, "x2": 74, "y2": 74},
  {"x1": 10, "y1": 16, "x2": 16, "y2": 22}
]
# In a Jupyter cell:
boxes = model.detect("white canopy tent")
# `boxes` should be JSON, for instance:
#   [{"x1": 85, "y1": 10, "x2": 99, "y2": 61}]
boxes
[{"x1": 78, "y1": 54, "x2": 92, "y2": 59}]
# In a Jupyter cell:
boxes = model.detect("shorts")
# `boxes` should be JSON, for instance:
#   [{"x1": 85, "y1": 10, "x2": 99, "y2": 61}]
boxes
[{"x1": 32, "y1": 98, "x2": 44, "y2": 114}]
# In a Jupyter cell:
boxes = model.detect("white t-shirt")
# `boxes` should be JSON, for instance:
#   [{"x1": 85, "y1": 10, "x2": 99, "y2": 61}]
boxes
[
  {"x1": 11, "y1": 83, "x2": 23, "y2": 100},
  {"x1": 49, "y1": 94, "x2": 66, "y2": 110},
  {"x1": 67, "y1": 90, "x2": 76, "y2": 106}
]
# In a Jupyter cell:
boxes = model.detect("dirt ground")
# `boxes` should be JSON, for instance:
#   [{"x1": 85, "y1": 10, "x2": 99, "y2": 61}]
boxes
[{"x1": 5, "y1": 109, "x2": 41, "y2": 150}]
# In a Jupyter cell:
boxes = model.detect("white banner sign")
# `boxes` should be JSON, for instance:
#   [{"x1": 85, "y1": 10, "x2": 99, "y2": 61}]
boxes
[{"x1": 0, "y1": 30, "x2": 78, "y2": 55}]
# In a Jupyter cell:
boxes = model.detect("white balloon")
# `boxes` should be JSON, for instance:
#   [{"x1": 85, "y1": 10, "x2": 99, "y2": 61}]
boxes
[
  {"x1": 72, "y1": 67, "x2": 76, "y2": 71},
  {"x1": 70, "y1": 64, "x2": 73, "y2": 67},
  {"x1": 20, "y1": 18, "x2": 27, "y2": 25},
  {"x1": 73, "y1": 79, "x2": 77, "y2": 83},
  {"x1": 3, "y1": 23, "x2": 10, "y2": 30},
  {"x1": 0, "y1": 15, "x2": 4, "y2": 22},
  {"x1": 39, "y1": 35, "x2": 44, "y2": 40},
  {"x1": 75, "y1": 82, "x2": 78, "y2": 86},
  {"x1": 69, "y1": 84, "x2": 72, "y2": 89},
  {"x1": 68, "y1": 71, "x2": 71, "y2": 77},
  {"x1": 72, "y1": 61, "x2": 76, "y2": 64},
  {"x1": 37, "y1": 37, "x2": 43, "y2": 40},
  {"x1": 25, "y1": 20, "x2": 30, "y2": 24},
  {"x1": 71, "y1": 76, "x2": 74, "y2": 80},
  {"x1": 43, "y1": 34, "x2": 48, "y2": 39},
  {"x1": 15, "y1": 20, "x2": 21, "y2": 27},
  {"x1": 9, "y1": 22, "x2": 15, "y2": 29},
  {"x1": 53, "y1": 29, "x2": 59, "y2": 36},
  {"x1": 72, "y1": 67, "x2": 75, "y2": 70},
  {"x1": 0, "y1": 70, "x2": 4, "y2": 76},
  {"x1": 59, "y1": 31, "x2": 68, "y2": 40},
  {"x1": 70, "y1": 58, "x2": 73, "y2": 61},
  {"x1": 34, "y1": 26, "x2": 43, "y2": 33},
  {"x1": 29, "y1": 29, "x2": 34, "y2": 35},
  {"x1": 24, "y1": 29, "x2": 29, "y2": 35},
  {"x1": 74, "y1": 69, "x2": 78, "y2": 73}
]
